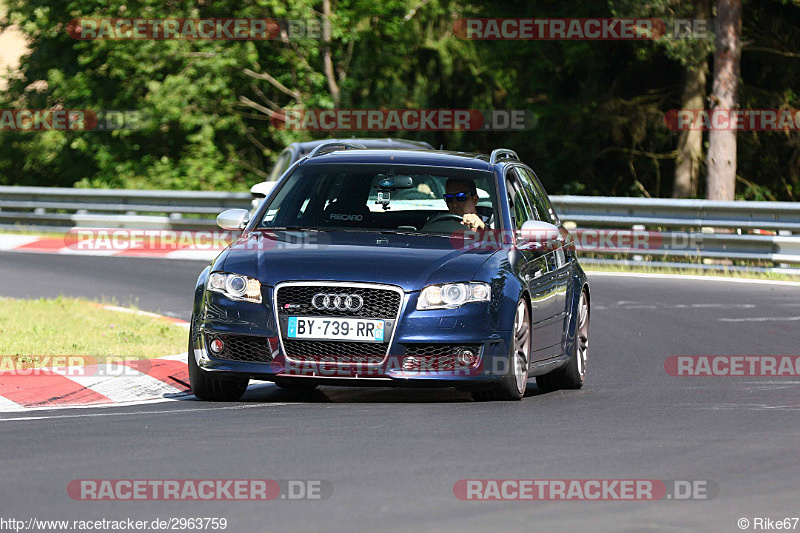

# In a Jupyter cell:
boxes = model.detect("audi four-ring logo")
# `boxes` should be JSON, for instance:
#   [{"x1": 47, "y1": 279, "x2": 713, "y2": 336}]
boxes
[{"x1": 311, "y1": 293, "x2": 364, "y2": 311}]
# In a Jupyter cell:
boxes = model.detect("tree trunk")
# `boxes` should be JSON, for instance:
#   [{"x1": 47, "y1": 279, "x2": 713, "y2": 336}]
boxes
[
  {"x1": 322, "y1": 0, "x2": 341, "y2": 108},
  {"x1": 673, "y1": 0, "x2": 710, "y2": 198},
  {"x1": 706, "y1": 0, "x2": 742, "y2": 201}
]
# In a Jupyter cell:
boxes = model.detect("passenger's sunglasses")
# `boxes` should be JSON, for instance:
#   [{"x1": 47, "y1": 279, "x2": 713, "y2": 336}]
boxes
[{"x1": 443, "y1": 192, "x2": 473, "y2": 203}]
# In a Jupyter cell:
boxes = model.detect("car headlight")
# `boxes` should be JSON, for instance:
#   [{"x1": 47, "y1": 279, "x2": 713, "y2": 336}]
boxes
[
  {"x1": 417, "y1": 282, "x2": 491, "y2": 310},
  {"x1": 207, "y1": 272, "x2": 262, "y2": 303}
]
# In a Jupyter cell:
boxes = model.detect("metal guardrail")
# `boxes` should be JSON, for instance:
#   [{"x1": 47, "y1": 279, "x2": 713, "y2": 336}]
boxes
[
  {"x1": 550, "y1": 196, "x2": 800, "y2": 270},
  {"x1": 0, "y1": 186, "x2": 251, "y2": 230},
  {"x1": 551, "y1": 196, "x2": 800, "y2": 232},
  {"x1": 1, "y1": 186, "x2": 799, "y2": 270}
]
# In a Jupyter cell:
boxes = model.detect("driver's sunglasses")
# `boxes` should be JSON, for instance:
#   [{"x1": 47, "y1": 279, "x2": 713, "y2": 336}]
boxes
[{"x1": 443, "y1": 192, "x2": 473, "y2": 203}]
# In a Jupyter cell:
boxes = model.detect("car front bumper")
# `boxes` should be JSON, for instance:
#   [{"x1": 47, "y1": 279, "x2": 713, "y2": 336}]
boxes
[{"x1": 193, "y1": 287, "x2": 514, "y2": 386}]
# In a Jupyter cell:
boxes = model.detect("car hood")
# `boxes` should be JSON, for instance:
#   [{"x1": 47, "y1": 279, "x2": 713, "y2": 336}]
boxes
[{"x1": 220, "y1": 230, "x2": 498, "y2": 292}]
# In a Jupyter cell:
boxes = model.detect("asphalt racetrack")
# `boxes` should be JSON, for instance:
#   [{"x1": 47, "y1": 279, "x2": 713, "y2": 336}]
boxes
[{"x1": 1, "y1": 251, "x2": 799, "y2": 532}]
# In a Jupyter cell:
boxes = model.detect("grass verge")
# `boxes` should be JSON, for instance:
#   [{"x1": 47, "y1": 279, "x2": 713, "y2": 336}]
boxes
[
  {"x1": 0, "y1": 229, "x2": 72, "y2": 239},
  {"x1": 0, "y1": 296, "x2": 187, "y2": 367}
]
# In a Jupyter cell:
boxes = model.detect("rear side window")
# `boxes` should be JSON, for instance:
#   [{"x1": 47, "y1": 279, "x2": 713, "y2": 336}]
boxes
[
  {"x1": 506, "y1": 169, "x2": 535, "y2": 231},
  {"x1": 517, "y1": 167, "x2": 559, "y2": 225}
]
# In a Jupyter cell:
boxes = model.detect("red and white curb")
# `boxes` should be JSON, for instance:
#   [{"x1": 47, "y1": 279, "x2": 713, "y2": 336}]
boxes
[
  {"x1": 0, "y1": 306, "x2": 195, "y2": 412},
  {"x1": 0, "y1": 353, "x2": 192, "y2": 412},
  {"x1": 0, "y1": 233, "x2": 219, "y2": 261}
]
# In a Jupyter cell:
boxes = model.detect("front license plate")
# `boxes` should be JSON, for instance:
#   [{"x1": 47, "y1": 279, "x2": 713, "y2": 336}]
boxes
[{"x1": 287, "y1": 317, "x2": 385, "y2": 342}]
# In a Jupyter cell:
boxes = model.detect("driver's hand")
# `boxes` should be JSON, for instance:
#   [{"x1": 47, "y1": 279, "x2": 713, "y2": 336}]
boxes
[{"x1": 461, "y1": 213, "x2": 485, "y2": 230}]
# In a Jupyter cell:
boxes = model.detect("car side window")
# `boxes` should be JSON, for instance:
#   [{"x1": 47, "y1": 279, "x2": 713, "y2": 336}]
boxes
[
  {"x1": 517, "y1": 167, "x2": 559, "y2": 225},
  {"x1": 506, "y1": 169, "x2": 535, "y2": 231}
]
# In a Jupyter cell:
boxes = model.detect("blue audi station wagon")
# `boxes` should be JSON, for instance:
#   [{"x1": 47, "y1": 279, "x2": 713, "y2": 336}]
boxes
[{"x1": 189, "y1": 143, "x2": 590, "y2": 401}]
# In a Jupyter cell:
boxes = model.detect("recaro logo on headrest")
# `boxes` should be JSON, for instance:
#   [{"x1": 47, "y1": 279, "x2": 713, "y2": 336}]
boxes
[{"x1": 330, "y1": 213, "x2": 363, "y2": 221}]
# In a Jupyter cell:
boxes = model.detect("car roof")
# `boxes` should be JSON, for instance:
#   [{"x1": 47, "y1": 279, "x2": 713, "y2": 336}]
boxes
[
  {"x1": 299, "y1": 149, "x2": 495, "y2": 171},
  {"x1": 292, "y1": 138, "x2": 434, "y2": 155}
]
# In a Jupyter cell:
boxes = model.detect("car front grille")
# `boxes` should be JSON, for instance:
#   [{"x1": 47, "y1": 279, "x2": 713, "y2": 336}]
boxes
[
  {"x1": 282, "y1": 340, "x2": 385, "y2": 364},
  {"x1": 206, "y1": 334, "x2": 274, "y2": 363},
  {"x1": 275, "y1": 283, "x2": 404, "y2": 364},
  {"x1": 276, "y1": 284, "x2": 402, "y2": 319}
]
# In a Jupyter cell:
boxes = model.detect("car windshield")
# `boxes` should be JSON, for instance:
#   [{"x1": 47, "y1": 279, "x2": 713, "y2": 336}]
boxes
[{"x1": 257, "y1": 163, "x2": 497, "y2": 235}]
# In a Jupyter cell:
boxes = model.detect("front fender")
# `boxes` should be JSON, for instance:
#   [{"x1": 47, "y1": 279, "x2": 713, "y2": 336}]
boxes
[
  {"x1": 193, "y1": 266, "x2": 211, "y2": 317},
  {"x1": 473, "y1": 249, "x2": 526, "y2": 333}
]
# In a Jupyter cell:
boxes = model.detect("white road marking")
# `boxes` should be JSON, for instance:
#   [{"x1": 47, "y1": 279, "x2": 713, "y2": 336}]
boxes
[
  {"x1": 595, "y1": 302, "x2": 757, "y2": 310},
  {"x1": 718, "y1": 316, "x2": 800, "y2": 323},
  {"x1": 686, "y1": 303, "x2": 756, "y2": 308},
  {"x1": 101, "y1": 304, "x2": 160, "y2": 316},
  {"x1": 0, "y1": 401, "x2": 291, "y2": 422},
  {"x1": 696, "y1": 403, "x2": 800, "y2": 411},
  {"x1": 0, "y1": 383, "x2": 282, "y2": 419},
  {"x1": 587, "y1": 271, "x2": 800, "y2": 288},
  {"x1": 99, "y1": 305, "x2": 189, "y2": 326},
  {"x1": 58, "y1": 247, "x2": 118, "y2": 256},
  {"x1": 0, "y1": 393, "x2": 192, "y2": 415},
  {"x1": 0, "y1": 380, "x2": 281, "y2": 415}
]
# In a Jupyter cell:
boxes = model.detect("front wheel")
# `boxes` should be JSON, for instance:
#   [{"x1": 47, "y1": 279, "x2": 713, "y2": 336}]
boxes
[
  {"x1": 536, "y1": 288, "x2": 589, "y2": 392},
  {"x1": 472, "y1": 298, "x2": 530, "y2": 401},
  {"x1": 188, "y1": 320, "x2": 249, "y2": 401}
]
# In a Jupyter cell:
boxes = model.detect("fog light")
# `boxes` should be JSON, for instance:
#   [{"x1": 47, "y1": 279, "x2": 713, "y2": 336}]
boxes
[
  {"x1": 209, "y1": 338, "x2": 224, "y2": 354},
  {"x1": 456, "y1": 348, "x2": 477, "y2": 367}
]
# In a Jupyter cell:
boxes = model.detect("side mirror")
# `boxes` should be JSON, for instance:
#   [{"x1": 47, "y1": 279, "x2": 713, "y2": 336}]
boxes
[
  {"x1": 217, "y1": 209, "x2": 250, "y2": 230},
  {"x1": 517, "y1": 220, "x2": 561, "y2": 248}
]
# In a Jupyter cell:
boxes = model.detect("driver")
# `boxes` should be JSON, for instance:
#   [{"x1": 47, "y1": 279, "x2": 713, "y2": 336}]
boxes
[{"x1": 444, "y1": 178, "x2": 486, "y2": 230}]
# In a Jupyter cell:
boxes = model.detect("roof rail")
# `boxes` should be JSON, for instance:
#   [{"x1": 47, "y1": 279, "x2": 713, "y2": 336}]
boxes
[
  {"x1": 307, "y1": 141, "x2": 368, "y2": 158},
  {"x1": 489, "y1": 148, "x2": 519, "y2": 165}
]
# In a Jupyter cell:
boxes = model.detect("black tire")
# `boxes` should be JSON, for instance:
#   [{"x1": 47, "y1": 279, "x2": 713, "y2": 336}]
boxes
[
  {"x1": 536, "y1": 289, "x2": 589, "y2": 392},
  {"x1": 472, "y1": 297, "x2": 530, "y2": 402},
  {"x1": 188, "y1": 321, "x2": 249, "y2": 401},
  {"x1": 274, "y1": 377, "x2": 318, "y2": 391}
]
